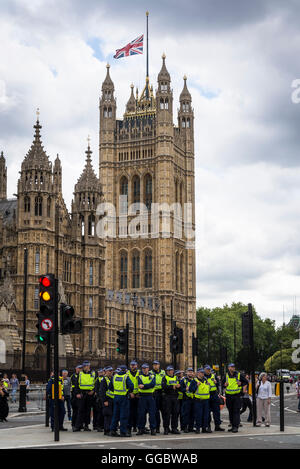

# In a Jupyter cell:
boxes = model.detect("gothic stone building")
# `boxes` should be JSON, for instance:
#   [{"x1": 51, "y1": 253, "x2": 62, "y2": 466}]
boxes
[{"x1": 0, "y1": 55, "x2": 196, "y2": 370}]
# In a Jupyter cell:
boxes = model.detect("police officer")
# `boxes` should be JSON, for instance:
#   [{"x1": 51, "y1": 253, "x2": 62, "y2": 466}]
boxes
[
  {"x1": 93, "y1": 368, "x2": 105, "y2": 431},
  {"x1": 180, "y1": 367, "x2": 195, "y2": 433},
  {"x1": 127, "y1": 360, "x2": 140, "y2": 433},
  {"x1": 189, "y1": 368, "x2": 211, "y2": 434},
  {"x1": 150, "y1": 360, "x2": 165, "y2": 433},
  {"x1": 109, "y1": 364, "x2": 133, "y2": 437},
  {"x1": 70, "y1": 364, "x2": 82, "y2": 430},
  {"x1": 136, "y1": 363, "x2": 156, "y2": 436},
  {"x1": 222, "y1": 363, "x2": 248, "y2": 433},
  {"x1": 161, "y1": 365, "x2": 181, "y2": 435},
  {"x1": 72, "y1": 360, "x2": 95, "y2": 432},
  {"x1": 46, "y1": 371, "x2": 67, "y2": 431},
  {"x1": 99, "y1": 366, "x2": 114, "y2": 435},
  {"x1": 175, "y1": 370, "x2": 184, "y2": 430},
  {"x1": 204, "y1": 365, "x2": 225, "y2": 432}
]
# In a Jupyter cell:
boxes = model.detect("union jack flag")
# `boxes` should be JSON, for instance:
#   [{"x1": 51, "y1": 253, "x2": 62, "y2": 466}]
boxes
[{"x1": 114, "y1": 34, "x2": 143, "y2": 59}]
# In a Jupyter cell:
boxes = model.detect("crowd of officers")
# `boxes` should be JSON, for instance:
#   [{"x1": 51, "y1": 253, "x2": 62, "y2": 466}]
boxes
[{"x1": 47, "y1": 360, "x2": 249, "y2": 436}]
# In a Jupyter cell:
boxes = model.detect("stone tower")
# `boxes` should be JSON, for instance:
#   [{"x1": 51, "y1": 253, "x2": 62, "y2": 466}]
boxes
[{"x1": 99, "y1": 56, "x2": 196, "y2": 367}]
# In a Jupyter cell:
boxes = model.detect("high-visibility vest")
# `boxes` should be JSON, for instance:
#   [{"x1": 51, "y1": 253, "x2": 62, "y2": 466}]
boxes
[
  {"x1": 3, "y1": 381, "x2": 8, "y2": 389},
  {"x1": 165, "y1": 375, "x2": 178, "y2": 387},
  {"x1": 138, "y1": 374, "x2": 155, "y2": 394},
  {"x1": 225, "y1": 372, "x2": 241, "y2": 395},
  {"x1": 183, "y1": 378, "x2": 194, "y2": 399},
  {"x1": 127, "y1": 370, "x2": 139, "y2": 394},
  {"x1": 78, "y1": 371, "x2": 95, "y2": 391},
  {"x1": 150, "y1": 369, "x2": 165, "y2": 391},
  {"x1": 113, "y1": 373, "x2": 128, "y2": 396},
  {"x1": 206, "y1": 373, "x2": 217, "y2": 392},
  {"x1": 105, "y1": 376, "x2": 114, "y2": 399},
  {"x1": 193, "y1": 378, "x2": 210, "y2": 400}
]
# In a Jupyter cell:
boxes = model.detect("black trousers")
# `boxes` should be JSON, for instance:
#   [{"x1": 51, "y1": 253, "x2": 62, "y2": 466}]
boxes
[
  {"x1": 74, "y1": 393, "x2": 94, "y2": 429},
  {"x1": 102, "y1": 399, "x2": 113, "y2": 432},
  {"x1": 162, "y1": 395, "x2": 179, "y2": 431},
  {"x1": 71, "y1": 395, "x2": 79, "y2": 428},
  {"x1": 128, "y1": 395, "x2": 139, "y2": 430},
  {"x1": 226, "y1": 394, "x2": 241, "y2": 428},
  {"x1": 240, "y1": 397, "x2": 253, "y2": 421}
]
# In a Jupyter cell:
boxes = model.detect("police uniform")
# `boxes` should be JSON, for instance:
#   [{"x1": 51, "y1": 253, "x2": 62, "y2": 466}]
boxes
[
  {"x1": 189, "y1": 369, "x2": 211, "y2": 433},
  {"x1": 137, "y1": 364, "x2": 156, "y2": 435},
  {"x1": 99, "y1": 366, "x2": 114, "y2": 435},
  {"x1": 180, "y1": 368, "x2": 195, "y2": 433},
  {"x1": 109, "y1": 365, "x2": 133, "y2": 437},
  {"x1": 127, "y1": 361, "x2": 140, "y2": 433},
  {"x1": 161, "y1": 366, "x2": 180, "y2": 434},
  {"x1": 73, "y1": 361, "x2": 96, "y2": 432},
  {"x1": 46, "y1": 374, "x2": 67, "y2": 431},
  {"x1": 70, "y1": 365, "x2": 82, "y2": 429},
  {"x1": 150, "y1": 361, "x2": 165, "y2": 433},
  {"x1": 93, "y1": 369, "x2": 105, "y2": 430},
  {"x1": 204, "y1": 365, "x2": 224, "y2": 431},
  {"x1": 221, "y1": 364, "x2": 248, "y2": 432}
]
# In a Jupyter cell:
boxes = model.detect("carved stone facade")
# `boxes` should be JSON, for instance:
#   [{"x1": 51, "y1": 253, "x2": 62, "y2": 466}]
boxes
[{"x1": 0, "y1": 55, "x2": 196, "y2": 369}]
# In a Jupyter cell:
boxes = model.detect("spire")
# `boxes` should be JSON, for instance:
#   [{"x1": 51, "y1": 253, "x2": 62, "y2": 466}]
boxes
[
  {"x1": 22, "y1": 109, "x2": 51, "y2": 171},
  {"x1": 75, "y1": 137, "x2": 101, "y2": 193},
  {"x1": 158, "y1": 53, "x2": 170, "y2": 83},
  {"x1": 126, "y1": 84, "x2": 136, "y2": 113},
  {"x1": 0, "y1": 151, "x2": 7, "y2": 201},
  {"x1": 53, "y1": 153, "x2": 62, "y2": 194},
  {"x1": 102, "y1": 63, "x2": 114, "y2": 92},
  {"x1": 180, "y1": 74, "x2": 191, "y2": 101}
]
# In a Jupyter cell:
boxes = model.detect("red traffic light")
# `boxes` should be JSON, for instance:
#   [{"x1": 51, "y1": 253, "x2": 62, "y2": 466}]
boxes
[{"x1": 39, "y1": 276, "x2": 51, "y2": 287}]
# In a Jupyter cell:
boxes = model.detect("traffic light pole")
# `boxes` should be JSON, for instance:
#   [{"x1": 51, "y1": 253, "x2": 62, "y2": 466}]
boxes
[
  {"x1": 53, "y1": 278, "x2": 59, "y2": 442},
  {"x1": 19, "y1": 248, "x2": 28, "y2": 413}
]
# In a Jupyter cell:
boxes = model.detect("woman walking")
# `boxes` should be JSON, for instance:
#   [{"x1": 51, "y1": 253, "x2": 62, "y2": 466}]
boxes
[{"x1": 256, "y1": 372, "x2": 272, "y2": 427}]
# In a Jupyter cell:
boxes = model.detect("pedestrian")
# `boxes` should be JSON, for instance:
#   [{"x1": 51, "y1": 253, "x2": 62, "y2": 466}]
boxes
[
  {"x1": 72, "y1": 360, "x2": 96, "y2": 432},
  {"x1": 9, "y1": 373, "x2": 19, "y2": 404},
  {"x1": 175, "y1": 370, "x2": 185, "y2": 430},
  {"x1": 240, "y1": 374, "x2": 253, "y2": 422},
  {"x1": 161, "y1": 365, "x2": 181, "y2": 435},
  {"x1": 61, "y1": 370, "x2": 72, "y2": 421},
  {"x1": 92, "y1": 368, "x2": 104, "y2": 431},
  {"x1": 204, "y1": 365, "x2": 225, "y2": 431},
  {"x1": 222, "y1": 363, "x2": 248, "y2": 433},
  {"x1": 109, "y1": 364, "x2": 133, "y2": 437},
  {"x1": 189, "y1": 368, "x2": 211, "y2": 433},
  {"x1": 136, "y1": 363, "x2": 157, "y2": 436},
  {"x1": 180, "y1": 367, "x2": 195, "y2": 433},
  {"x1": 24, "y1": 375, "x2": 30, "y2": 402},
  {"x1": 0, "y1": 376, "x2": 9, "y2": 422},
  {"x1": 256, "y1": 372, "x2": 272, "y2": 427},
  {"x1": 296, "y1": 376, "x2": 300, "y2": 412}
]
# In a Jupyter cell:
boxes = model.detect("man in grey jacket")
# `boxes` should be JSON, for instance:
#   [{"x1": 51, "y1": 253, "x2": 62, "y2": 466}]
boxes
[{"x1": 62, "y1": 370, "x2": 72, "y2": 421}]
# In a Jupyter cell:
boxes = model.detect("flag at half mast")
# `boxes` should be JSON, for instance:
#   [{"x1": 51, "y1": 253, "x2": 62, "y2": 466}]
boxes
[{"x1": 114, "y1": 34, "x2": 144, "y2": 59}]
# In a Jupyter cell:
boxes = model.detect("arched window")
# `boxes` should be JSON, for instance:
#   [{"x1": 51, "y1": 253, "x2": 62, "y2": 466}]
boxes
[
  {"x1": 186, "y1": 117, "x2": 190, "y2": 128},
  {"x1": 144, "y1": 249, "x2": 152, "y2": 288},
  {"x1": 35, "y1": 250, "x2": 40, "y2": 274},
  {"x1": 120, "y1": 250, "x2": 128, "y2": 289},
  {"x1": 120, "y1": 176, "x2": 128, "y2": 214},
  {"x1": 132, "y1": 250, "x2": 140, "y2": 288},
  {"x1": 144, "y1": 174, "x2": 152, "y2": 210},
  {"x1": 104, "y1": 107, "x2": 108, "y2": 118},
  {"x1": 164, "y1": 98, "x2": 169, "y2": 110},
  {"x1": 182, "y1": 118, "x2": 186, "y2": 128},
  {"x1": 24, "y1": 196, "x2": 30, "y2": 213},
  {"x1": 175, "y1": 251, "x2": 179, "y2": 291},
  {"x1": 88, "y1": 214, "x2": 95, "y2": 236},
  {"x1": 180, "y1": 253, "x2": 184, "y2": 293},
  {"x1": 47, "y1": 197, "x2": 51, "y2": 217},
  {"x1": 89, "y1": 297, "x2": 93, "y2": 317},
  {"x1": 132, "y1": 175, "x2": 140, "y2": 205},
  {"x1": 34, "y1": 196, "x2": 42, "y2": 216}
]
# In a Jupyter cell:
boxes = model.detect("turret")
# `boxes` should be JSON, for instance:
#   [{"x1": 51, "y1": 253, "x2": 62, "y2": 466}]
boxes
[{"x1": 156, "y1": 53, "x2": 173, "y2": 134}]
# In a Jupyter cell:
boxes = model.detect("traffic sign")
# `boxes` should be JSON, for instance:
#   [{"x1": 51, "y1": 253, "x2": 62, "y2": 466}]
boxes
[{"x1": 41, "y1": 318, "x2": 53, "y2": 331}]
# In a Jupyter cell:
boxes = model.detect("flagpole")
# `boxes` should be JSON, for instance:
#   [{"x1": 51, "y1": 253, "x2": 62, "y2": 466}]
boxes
[{"x1": 146, "y1": 11, "x2": 149, "y2": 98}]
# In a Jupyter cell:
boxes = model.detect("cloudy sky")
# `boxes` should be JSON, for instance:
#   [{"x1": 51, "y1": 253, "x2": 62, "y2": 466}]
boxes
[{"x1": 1, "y1": 0, "x2": 300, "y2": 325}]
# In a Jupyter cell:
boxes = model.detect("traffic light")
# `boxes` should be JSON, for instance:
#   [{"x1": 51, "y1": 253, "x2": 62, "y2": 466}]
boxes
[
  {"x1": 60, "y1": 303, "x2": 82, "y2": 334},
  {"x1": 242, "y1": 311, "x2": 251, "y2": 347},
  {"x1": 170, "y1": 326, "x2": 183, "y2": 355},
  {"x1": 116, "y1": 328, "x2": 128, "y2": 355},
  {"x1": 192, "y1": 335, "x2": 198, "y2": 357},
  {"x1": 36, "y1": 274, "x2": 56, "y2": 344}
]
